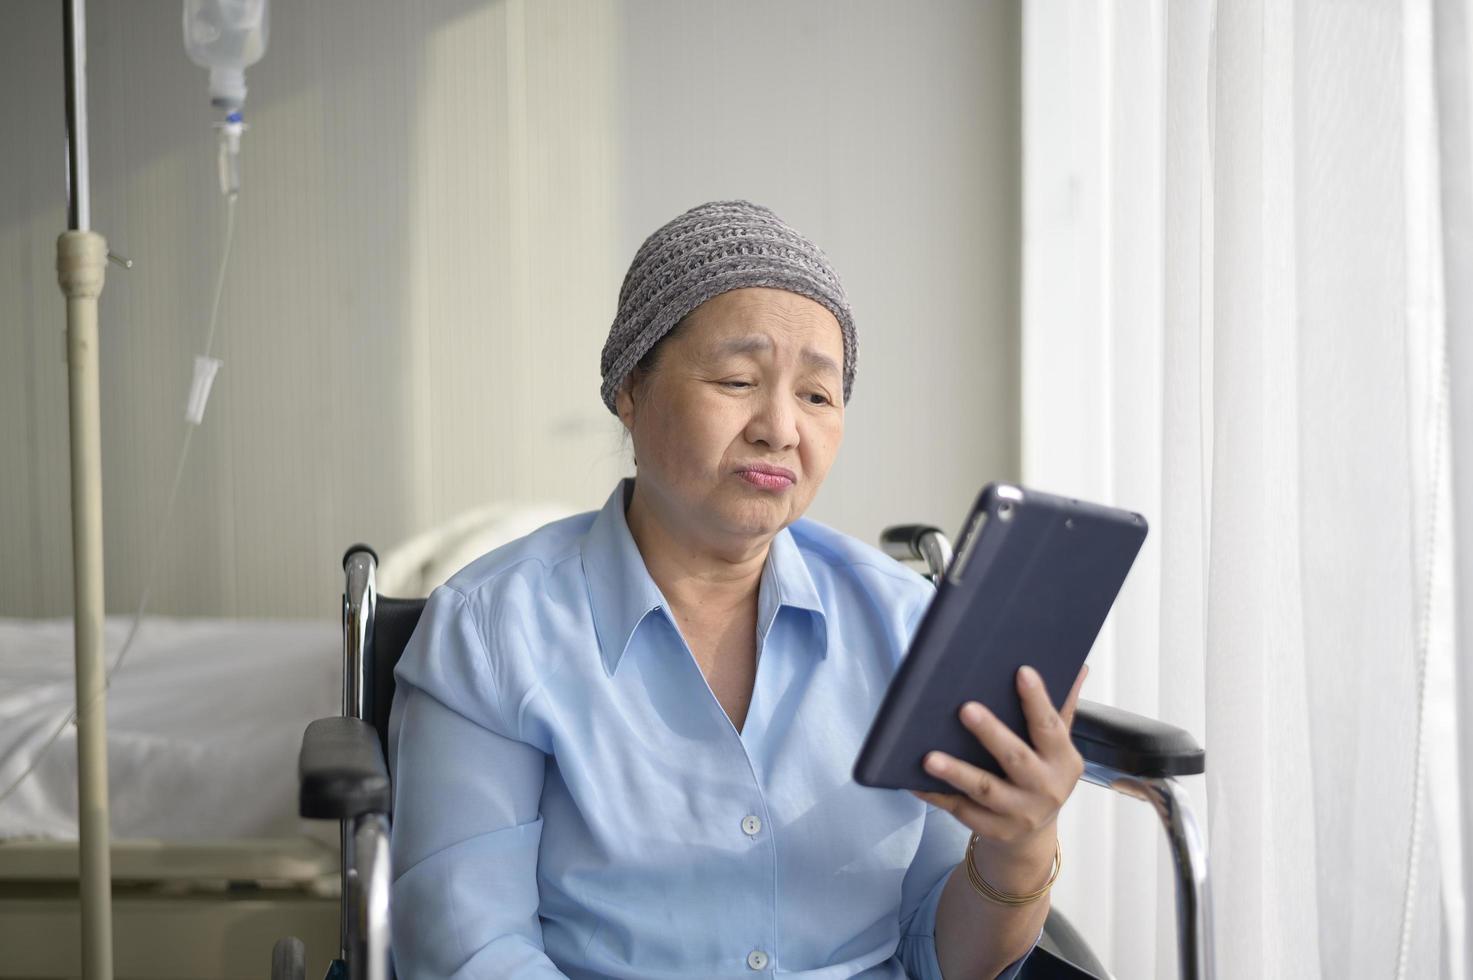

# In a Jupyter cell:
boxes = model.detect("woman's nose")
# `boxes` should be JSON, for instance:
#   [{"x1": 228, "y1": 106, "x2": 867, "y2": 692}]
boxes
[{"x1": 745, "y1": 392, "x2": 799, "y2": 451}]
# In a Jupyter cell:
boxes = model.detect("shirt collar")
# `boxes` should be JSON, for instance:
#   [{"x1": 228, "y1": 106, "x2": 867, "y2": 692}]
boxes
[
  {"x1": 580, "y1": 479, "x2": 829, "y2": 677},
  {"x1": 755, "y1": 515, "x2": 827, "y2": 654}
]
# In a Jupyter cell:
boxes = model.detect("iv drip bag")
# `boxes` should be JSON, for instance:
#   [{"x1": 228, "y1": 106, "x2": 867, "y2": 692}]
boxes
[{"x1": 183, "y1": 0, "x2": 269, "y2": 111}]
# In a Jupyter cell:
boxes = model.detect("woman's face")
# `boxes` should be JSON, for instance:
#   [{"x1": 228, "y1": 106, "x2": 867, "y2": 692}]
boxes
[{"x1": 616, "y1": 287, "x2": 846, "y2": 551}]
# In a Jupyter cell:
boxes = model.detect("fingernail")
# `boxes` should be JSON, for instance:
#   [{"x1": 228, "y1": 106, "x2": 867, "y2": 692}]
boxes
[
  {"x1": 924, "y1": 752, "x2": 946, "y2": 774},
  {"x1": 961, "y1": 702, "x2": 984, "y2": 724},
  {"x1": 1020, "y1": 665, "x2": 1038, "y2": 686}
]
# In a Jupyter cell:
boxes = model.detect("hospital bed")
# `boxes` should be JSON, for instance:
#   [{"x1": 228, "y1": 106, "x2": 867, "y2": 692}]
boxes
[
  {"x1": 0, "y1": 617, "x2": 342, "y2": 979},
  {"x1": 275, "y1": 524, "x2": 1211, "y2": 980},
  {"x1": 0, "y1": 504, "x2": 573, "y2": 979}
]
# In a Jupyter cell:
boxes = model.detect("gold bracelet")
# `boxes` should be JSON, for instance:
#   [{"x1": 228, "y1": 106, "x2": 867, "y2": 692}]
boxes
[{"x1": 963, "y1": 834, "x2": 1061, "y2": 907}]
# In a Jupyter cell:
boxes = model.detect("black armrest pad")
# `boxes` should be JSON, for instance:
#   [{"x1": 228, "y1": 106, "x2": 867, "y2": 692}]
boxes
[
  {"x1": 299, "y1": 717, "x2": 391, "y2": 820},
  {"x1": 1070, "y1": 699, "x2": 1205, "y2": 778}
]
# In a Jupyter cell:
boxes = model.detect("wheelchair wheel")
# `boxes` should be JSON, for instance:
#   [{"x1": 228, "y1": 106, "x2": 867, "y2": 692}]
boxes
[{"x1": 271, "y1": 936, "x2": 306, "y2": 980}]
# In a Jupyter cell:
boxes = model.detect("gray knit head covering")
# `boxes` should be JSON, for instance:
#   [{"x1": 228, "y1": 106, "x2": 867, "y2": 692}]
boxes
[{"x1": 600, "y1": 200, "x2": 856, "y2": 413}]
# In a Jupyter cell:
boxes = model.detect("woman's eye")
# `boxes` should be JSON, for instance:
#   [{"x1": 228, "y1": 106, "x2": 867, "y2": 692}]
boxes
[
  {"x1": 722, "y1": 380, "x2": 753, "y2": 390},
  {"x1": 804, "y1": 392, "x2": 831, "y2": 406}
]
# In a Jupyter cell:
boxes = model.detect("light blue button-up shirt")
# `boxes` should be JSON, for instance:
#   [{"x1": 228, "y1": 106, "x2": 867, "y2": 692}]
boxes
[{"x1": 388, "y1": 481, "x2": 1039, "y2": 979}]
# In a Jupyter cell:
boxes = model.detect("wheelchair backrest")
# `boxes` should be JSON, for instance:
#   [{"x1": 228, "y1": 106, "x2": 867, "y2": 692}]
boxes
[{"x1": 369, "y1": 596, "x2": 425, "y2": 759}]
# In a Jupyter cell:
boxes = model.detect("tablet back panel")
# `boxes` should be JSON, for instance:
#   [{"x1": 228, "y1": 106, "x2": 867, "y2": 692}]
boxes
[{"x1": 854, "y1": 483, "x2": 1147, "y2": 793}]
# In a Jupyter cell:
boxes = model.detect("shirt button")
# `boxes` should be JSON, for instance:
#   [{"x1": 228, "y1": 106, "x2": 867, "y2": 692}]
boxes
[
  {"x1": 741, "y1": 814, "x2": 762, "y2": 836},
  {"x1": 746, "y1": 949, "x2": 769, "y2": 971}
]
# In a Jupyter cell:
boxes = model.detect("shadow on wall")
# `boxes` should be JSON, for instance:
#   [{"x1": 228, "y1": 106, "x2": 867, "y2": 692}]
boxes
[
  {"x1": 1, "y1": 0, "x2": 1020, "y2": 619},
  {"x1": 0, "y1": 0, "x2": 625, "y2": 618}
]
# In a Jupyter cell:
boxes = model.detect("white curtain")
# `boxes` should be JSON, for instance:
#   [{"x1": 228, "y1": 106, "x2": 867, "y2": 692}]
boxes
[
  {"x1": 1438, "y1": 0, "x2": 1473, "y2": 971},
  {"x1": 1021, "y1": 1, "x2": 1466, "y2": 977}
]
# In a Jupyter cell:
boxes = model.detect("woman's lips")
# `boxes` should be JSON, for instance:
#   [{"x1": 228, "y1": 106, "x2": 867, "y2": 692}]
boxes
[{"x1": 737, "y1": 464, "x2": 797, "y2": 491}]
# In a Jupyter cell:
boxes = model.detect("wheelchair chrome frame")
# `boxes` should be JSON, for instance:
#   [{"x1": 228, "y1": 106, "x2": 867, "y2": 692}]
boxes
[
  {"x1": 898, "y1": 525, "x2": 1215, "y2": 980},
  {"x1": 342, "y1": 551, "x2": 392, "y2": 980},
  {"x1": 1081, "y1": 762, "x2": 1213, "y2": 980}
]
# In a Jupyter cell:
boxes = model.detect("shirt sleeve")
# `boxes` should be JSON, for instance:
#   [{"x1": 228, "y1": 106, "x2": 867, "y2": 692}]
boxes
[
  {"x1": 894, "y1": 808, "x2": 1043, "y2": 978},
  {"x1": 387, "y1": 585, "x2": 570, "y2": 979}
]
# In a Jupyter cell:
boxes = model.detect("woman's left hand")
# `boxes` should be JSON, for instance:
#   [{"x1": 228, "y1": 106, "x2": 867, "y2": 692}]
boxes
[{"x1": 912, "y1": 663, "x2": 1089, "y2": 854}]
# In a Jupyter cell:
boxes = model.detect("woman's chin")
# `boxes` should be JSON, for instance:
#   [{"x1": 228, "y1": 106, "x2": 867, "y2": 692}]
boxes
[{"x1": 711, "y1": 489, "x2": 798, "y2": 540}]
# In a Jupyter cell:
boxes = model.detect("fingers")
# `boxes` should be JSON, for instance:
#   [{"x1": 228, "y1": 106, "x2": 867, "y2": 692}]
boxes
[
  {"x1": 921, "y1": 750, "x2": 1030, "y2": 814},
  {"x1": 917, "y1": 666, "x2": 1091, "y2": 843},
  {"x1": 1017, "y1": 663, "x2": 1091, "y2": 764},
  {"x1": 954, "y1": 699, "x2": 1049, "y2": 791},
  {"x1": 911, "y1": 788, "x2": 1016, "y2": 840}
]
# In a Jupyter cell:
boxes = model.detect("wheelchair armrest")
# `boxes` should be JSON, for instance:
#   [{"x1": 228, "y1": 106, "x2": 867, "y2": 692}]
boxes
[
  {"x1": 299, "y1": 717, "x2": 391, "y2": 820},
  {"x1": 880, "y1": 524, "x2": 943, "y2": 563},
  {"x1": 1071, "y1": 698, "x2": 1205, "y2": 778}
]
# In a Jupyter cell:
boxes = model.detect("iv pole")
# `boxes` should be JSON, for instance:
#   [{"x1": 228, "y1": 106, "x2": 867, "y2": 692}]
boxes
[{"x1": 58, "y1": 0, "x2": 116, "y2": 976}]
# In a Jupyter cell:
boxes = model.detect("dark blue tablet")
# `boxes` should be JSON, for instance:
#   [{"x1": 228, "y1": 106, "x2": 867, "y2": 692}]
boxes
[{"x1": 854, "y1": 483, "x2": 1147, "y2": 793}]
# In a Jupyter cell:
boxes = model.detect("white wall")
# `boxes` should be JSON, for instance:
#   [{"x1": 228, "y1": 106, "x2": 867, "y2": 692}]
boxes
[{"x1": 1, "y1": 0, "x2": 1020, "y2": 619}]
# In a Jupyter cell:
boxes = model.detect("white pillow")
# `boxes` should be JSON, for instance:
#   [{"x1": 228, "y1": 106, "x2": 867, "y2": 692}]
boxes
[{"x1": 375, "y1": 502, "x2": 577, "y2": 598}]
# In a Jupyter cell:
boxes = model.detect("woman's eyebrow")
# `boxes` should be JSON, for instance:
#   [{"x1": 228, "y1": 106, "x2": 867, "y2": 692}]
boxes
[
  {"x1": 712, "y1": 335, "x2": 773, "y2": 358},
  {"x1": 712, "y1": 335, "x2": 841, "y2": 377},
  {"x1": 801, "y1": 348, "x2": 841, "y2": 378}
]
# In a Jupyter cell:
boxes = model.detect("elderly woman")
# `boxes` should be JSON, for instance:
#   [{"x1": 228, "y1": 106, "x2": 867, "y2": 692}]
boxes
[{"x1": 388, "y1": 201, "x2": 1088, "y2": 979}]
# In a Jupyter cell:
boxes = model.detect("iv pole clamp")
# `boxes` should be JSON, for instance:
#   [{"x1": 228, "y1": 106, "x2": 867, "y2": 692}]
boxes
[{"x1": 58, "y1": 0, "x2": 116, "y2": 977}]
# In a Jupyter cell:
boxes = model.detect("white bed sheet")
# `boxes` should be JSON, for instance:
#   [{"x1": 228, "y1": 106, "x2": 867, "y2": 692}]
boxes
[{"x1": 0, "y1": 617, "x2": 340, "y2": 843}]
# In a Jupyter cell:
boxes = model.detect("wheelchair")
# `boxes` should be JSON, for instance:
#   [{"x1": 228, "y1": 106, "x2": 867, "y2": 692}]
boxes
[{"x1": 272, "y1": 525, "x2": 1212, "y2": 980}]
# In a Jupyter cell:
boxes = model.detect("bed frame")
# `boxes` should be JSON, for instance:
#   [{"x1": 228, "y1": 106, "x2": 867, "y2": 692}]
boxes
[{"x1": 0, "y1": 837, "x2": 337, "y2": 979}]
